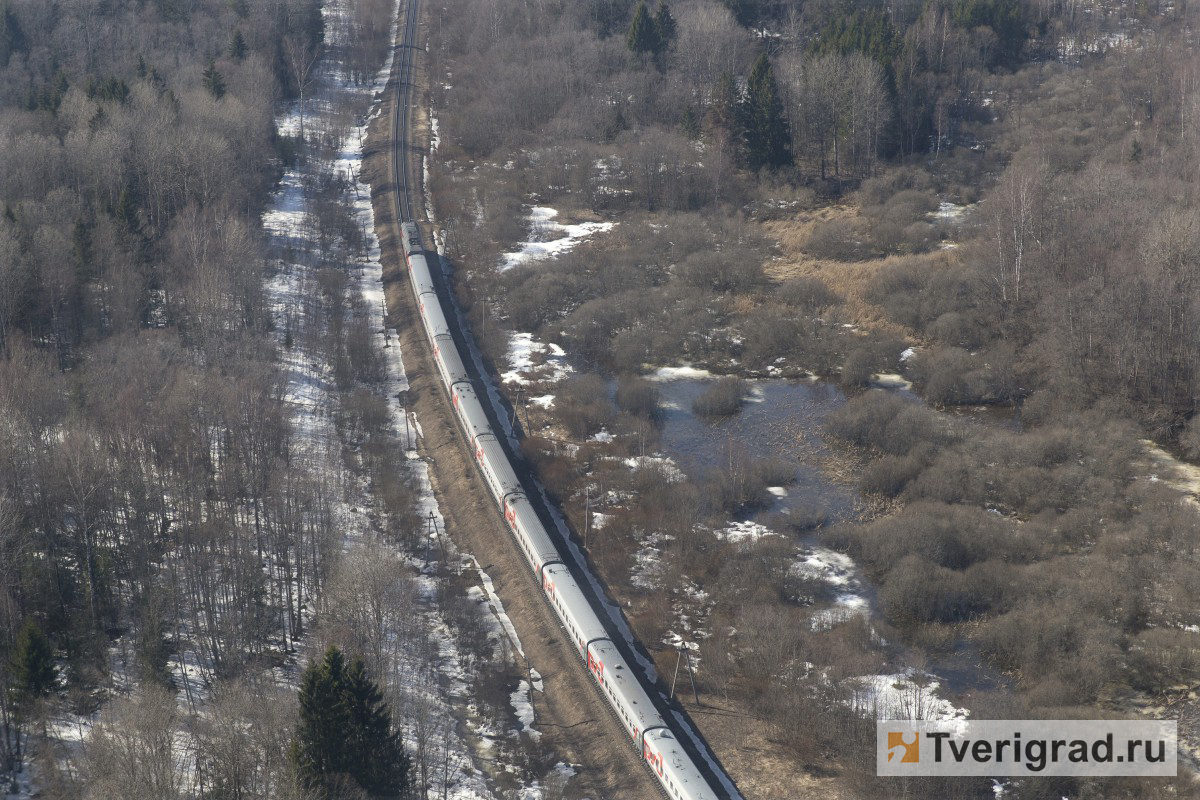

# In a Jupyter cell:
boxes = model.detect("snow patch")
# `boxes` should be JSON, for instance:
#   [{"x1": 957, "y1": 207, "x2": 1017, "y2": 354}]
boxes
[
  {"x1": 649, "y1": 364, "x2": 714, "y2": 381},
  {"x1": 502, "y1": 332, "x2": 574, "y2": 386},
  {"x1": 847, "y1": 669, "x2": 970, "y2": 731},
  {"x1": 715, "y1": 520, "x2": 776, "y2": 544},
  {"x1": 498, "y1": 206, "x2": 615, "y2": 272}
]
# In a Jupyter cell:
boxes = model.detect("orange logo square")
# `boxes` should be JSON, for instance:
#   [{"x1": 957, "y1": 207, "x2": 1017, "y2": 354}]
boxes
[{"x1": 888, "y1": 731, "x2": 919, "y2": 763}]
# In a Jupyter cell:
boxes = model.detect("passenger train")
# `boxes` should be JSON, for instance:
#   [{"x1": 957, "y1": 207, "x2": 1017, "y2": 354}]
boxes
[{"x1": 400, "y1": 222, "x2": 722, "y2": 800}]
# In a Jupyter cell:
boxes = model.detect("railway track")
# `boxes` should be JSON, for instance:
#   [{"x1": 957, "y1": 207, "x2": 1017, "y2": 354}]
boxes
[{"x1": 382, "y1": 2, "x2": 742, "y2": 797}]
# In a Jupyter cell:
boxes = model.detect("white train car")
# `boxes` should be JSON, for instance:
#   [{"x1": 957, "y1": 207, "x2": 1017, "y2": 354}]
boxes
[
  {"x1": 402, "y1": 221, "x2": 422, "y2": 256},
  {"x1": 419, "y1": 290, "x2": 451, "y2": 339},
  {"x1": 432, "y1": 333, "x2": 470, "y2": 387},
  {"x1": 400, "y1": 220, "x2": 726, "y2": 800},
  {"x1": 451, "y1": 383, "x2": 492, "y2": 443},
  {"x1": 474, "y1": 434, "x2": 521, "y2": 504},
  {"x1": 586, "y1": 639, "x2": 668, "y2": 747},
  {"x1": 541, "y1": 563, "x2": 607, "y2": 661},
  {"x1": 408, "y1": 252, "x2": 437, "y2": 297},
  {"x1": 503, "y1": 494, "x2": 561, "y2": 577},
  {"x1": 644, "y1": 728, "x2": 719, "y2": 800}
]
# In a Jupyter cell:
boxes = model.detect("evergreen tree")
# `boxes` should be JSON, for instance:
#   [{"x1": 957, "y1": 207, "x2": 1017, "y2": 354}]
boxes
[
  {"x1": 293, "y1": 647, "x2": 409, "y2": 798},
  {"x1": 11, "y1": 619, "x2": 56, "y2": 702},
  {"x1": 681, "y1": 105, "x2": 700, "y2": 140},
  {"x1": 653, "y1": 2, "x2": 676, "y2": 48},
  {"x1": 203, "y1": 60, "x2": 226, "y2": 100},
  {"x1": 73, "y1": 221, "x2": 92, "y2": 282},
  {"x1": 626, "y1": 2, "x2": 660, "y2": 56},
  {"x1": 0, "y1": 0, "x2": 25, "y2": 68},
  {"x1": 343, "y1": 660, "x2": 409, "y2": 796},
  {"x1": 229, "y1": 29, "x2": 247, "y2": 61},
  {"x1": 743, "y1": 53, "x2": 791, "y2": 170},
  {"x1": 116, "y1": 188, "x2": 140, "y2": 237},
  {"x1": 293, "y1": 647, "x2": 352, "y2": 789}
]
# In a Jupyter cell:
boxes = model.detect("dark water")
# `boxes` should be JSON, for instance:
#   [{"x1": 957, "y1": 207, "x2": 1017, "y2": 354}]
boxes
[{"x1": 654, "y1": 378, "x2": 865, "y2": 524}]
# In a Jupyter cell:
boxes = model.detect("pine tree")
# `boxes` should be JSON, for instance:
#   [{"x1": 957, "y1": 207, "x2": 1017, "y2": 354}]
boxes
[
  {"x1": 293, "y1": 647, "x2": 352, "y2": 789},
  {"x1": 11, "y1": 619, "x2": 56, "y2": 703},
  {"x1": 229, "y1": 29, "x2": 247, "y2": 61},
  {"x1": 681, "y1": 105, "x2": 700, "y2": 140},
  {"x1": 203, "y1": 60, "x2": 226, "y2": 100},
  {"x1": 653, "y1": 2, "x2": 676, "y2": 48},
  {"x1": 0, "y1": 0, "x2": 25, "y2": 68},
  {"x1": 343, "y1": 660, "x2": 409, "y2": 795},
  {"x1": 292, "y1": 647, "x2": 409, "y2": 797},
  {"x1": 626, "y1": 2, "x2": 660, "y2": 56},
  {"x1": 743, "y1": 53, "x2": 791, "y2": 171},
  {"x1": 73, "y1": 221, "x2": 92, "y2": 282}
]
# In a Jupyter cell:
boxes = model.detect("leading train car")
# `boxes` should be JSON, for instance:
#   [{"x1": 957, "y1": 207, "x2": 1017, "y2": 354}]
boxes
[{"x1": 402, "y1": 221, "x2": 422, "y2": 257}]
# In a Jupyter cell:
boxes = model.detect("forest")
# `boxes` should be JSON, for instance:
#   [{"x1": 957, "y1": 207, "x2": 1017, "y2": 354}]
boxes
[
  {"x1": 422, "y1": 0, "x2": 1200, "y2": 796},
  {"x1": 0, "y1": 0, "x2": 485, "y2": 798}
]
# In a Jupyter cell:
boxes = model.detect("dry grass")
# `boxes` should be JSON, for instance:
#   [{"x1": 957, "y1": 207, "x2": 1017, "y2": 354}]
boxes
[{"x1": 761, "y1": 208, "x2": 957, "y2": 338}]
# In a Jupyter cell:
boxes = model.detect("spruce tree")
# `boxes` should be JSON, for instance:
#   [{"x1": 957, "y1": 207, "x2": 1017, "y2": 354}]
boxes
[
  {"x1": 653, "y1": 3, "x2": 677, "y2": 49},
  {"x1": 293, "y1": 647, "x2": 409, "y2": 798},
  {"x1": 343, "y1": 659, "x2": 409, "y2": 795},
  {"x1": 743, "y1": 52, "x2": 791, "y2": 171},
  {"x1": 681, "y1": 105, "x2": 700, "y2": 140},
  {"x1": 203, "y1": 60, "x2": 226, "y2": 100},
  {"x1": 626, "y1": 2, "x2": 660, "y2": 56},
  {"x1": 229, "y1": 29, "x2": 247, "y2": 61},
  {"x1": 11, "y1": 619, "x2": 56, "y2": 702},
  {"x1": 293, "y1": 647, "x2": 351, "y2": 789},
  {"x1": 0, "y1": 0, "x2": 25, "y2": 68}
]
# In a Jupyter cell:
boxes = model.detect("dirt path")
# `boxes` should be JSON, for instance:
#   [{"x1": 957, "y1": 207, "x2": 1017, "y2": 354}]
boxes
[{"x1": 361, "y1": 12, "x2": 663, "y2": 797}]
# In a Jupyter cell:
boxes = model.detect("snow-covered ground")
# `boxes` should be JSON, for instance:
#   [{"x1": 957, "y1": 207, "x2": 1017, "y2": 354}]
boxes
[
  {"x1": 847, "y1": 670, "x2": 970, "y2": 731},
  {"x1": 498, "y1": 207, "x2": 614, "y2": 272},
  {"x1": 502, "y1": 332, "x2": 573, "y2": 386}
]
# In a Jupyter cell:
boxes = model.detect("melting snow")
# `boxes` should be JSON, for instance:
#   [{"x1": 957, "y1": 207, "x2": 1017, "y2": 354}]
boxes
[
  {"x1": 498, "y1": 207, "x2": 614, "y2": 272},
  {"x1": 649, "y1": 364, "x2": 714, "y2": 381},
  {"x1": 847, "y1": 669, "x2": 970, "y2": 730},
  {"x1": 502, "y1": 332, "x2": 574, "y2": 385},
  {"x1": 715, "y1": 521, "x2": 776, "y2": 543}
]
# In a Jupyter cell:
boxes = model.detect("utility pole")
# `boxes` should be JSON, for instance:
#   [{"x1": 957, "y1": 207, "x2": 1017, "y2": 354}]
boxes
[
  {"x1": 685, "y1": 646, "x2": 700, "y2": 705},
  {"x1": 425, "y1": 510, "x2": 439, "y2": 568},
  {"x1": 583, "y1": 485, "x2": 591, "y2": 549},
  {"x1": 670, "y1": 645, "x2": 682, "y2": 699}
]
